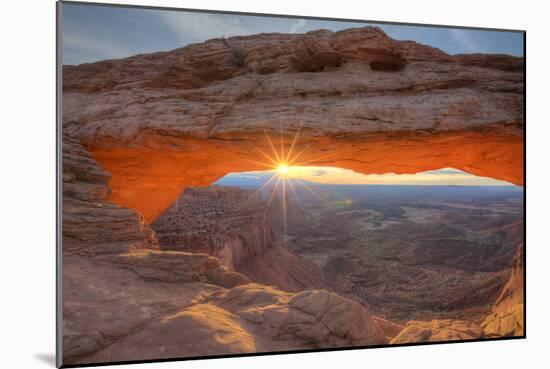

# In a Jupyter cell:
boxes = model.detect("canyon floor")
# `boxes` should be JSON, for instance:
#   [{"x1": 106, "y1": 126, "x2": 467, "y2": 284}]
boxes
[{"x1": 267, "y1": 183, "x2": 523, "y2": 323}]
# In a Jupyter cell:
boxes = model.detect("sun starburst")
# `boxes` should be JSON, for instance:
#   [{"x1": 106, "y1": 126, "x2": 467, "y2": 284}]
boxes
[
  {"x1": 276, "y1": 163, "x2": 289, "y2": 176},
  {"x1": 238, "y1": 125, "x2": 333, "y2": 245}
]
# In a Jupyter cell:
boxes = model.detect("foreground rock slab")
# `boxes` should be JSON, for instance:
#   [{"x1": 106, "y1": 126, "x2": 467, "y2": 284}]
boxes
[{"x1": 84, "y1": 284, "x2": 386, "y2": 363}]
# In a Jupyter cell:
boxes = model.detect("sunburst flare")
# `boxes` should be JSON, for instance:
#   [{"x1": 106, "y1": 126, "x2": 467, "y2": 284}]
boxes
[{"x1": 239, "y1": 126, "x2": 332, "y2": 245}]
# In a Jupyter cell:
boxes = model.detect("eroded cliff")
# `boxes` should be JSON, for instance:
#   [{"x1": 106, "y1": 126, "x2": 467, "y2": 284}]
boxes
[
  {"x1": 151, "y1": 186, "x2": 273, "y2": 268},
  {"x1": 151, "y1": 186, "x2": 324, "y2": 291},
  {"x1": 482, "y1": 243, "x2": 525, "y2": 337},
  {"x1": 62, "y1": 135, "x2": 158, "y2": 254}
]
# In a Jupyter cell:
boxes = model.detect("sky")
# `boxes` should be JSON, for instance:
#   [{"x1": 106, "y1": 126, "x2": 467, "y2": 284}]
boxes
[
  {"x1": 61, "y1": 3, "x2": 524, "y2": 65},
  {"x1": 216, "y1": 167, "x2": 516, "y2": 187}
]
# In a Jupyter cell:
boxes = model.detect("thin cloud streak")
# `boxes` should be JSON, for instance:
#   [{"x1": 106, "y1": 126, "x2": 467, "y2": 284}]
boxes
[
  {"x1": 290, "y1": 19, "x2": 307, "y2": 33},
  {"x1": 63, "y1": 33, "x2": 136, "y2": 65},
  {"x1": 157, "y1": 11, "x2": 251, "y2": 43},
  {"x1": 449, "y1": 29, "x2": 478, "y2": 53}
]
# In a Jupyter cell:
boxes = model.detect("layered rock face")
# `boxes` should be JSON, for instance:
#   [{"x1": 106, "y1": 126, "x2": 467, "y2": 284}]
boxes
[
  {"x1": 151, "y1": 186, "x2": 324, "y2": 291},
  {"x1": 63, "y1": 26, "x2": 524, "y2": 222},
  {"x1": 482, "y1": 243, "x2": 525, "y2": 337},
  {"x1": 151, "y1": 186, "x2": 273, "y2": 268},
  {"x1": 105, "y1": 250, "x2": 251, "y2": 288},
  {"x1": 62, "y1": 135, "x2": 158, "y2": 255}
]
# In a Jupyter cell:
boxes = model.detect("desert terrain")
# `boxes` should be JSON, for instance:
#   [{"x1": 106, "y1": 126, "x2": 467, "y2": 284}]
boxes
[
  {"x1": 267, "y1": 183, "x2": 523, "y2": 322},
  {"x1": 61, "y1": 25, "x2": 524, "y2": 365}
]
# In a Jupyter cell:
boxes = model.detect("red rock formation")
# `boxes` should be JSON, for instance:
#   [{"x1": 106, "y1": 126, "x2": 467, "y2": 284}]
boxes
[
  {"x1": 373, "y1": 316, "x2": 404, "y2": 341},
  {"x1": 151, "y1": 186, "x2": 273, "y2": 268},
  {"x1": 235, "y1": 245, "x2": 325, "y2": 292},
  {"x1": 390, "y1": 319, "x2": 483, "y2": 344},
  {"x1": 83, "y1": 285, "x2": 386, "y2": 363},
  {"x1": 151, "y1": 186, "x2": 324, "y2": 291},
  {"x1": 62, "y1": 27, "x2": 524, "y2": 223},
  {"x1": 482, "y1": 243, "x2": 525, "y2": 336},
  {"x1": 62, "y1": 135, "x2": 158, "y2": 254},
  {"x1": 61, "y1": 141, "x2": 384, "y2": 365}
]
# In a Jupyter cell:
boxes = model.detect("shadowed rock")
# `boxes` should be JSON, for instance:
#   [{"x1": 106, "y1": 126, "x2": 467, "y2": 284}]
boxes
[
  {"x1": 62, "y1": 135, "x2": 158, "y2": 255},
  {"x1": 105, "y1": 249, "x2": 251, "y2": 288}
]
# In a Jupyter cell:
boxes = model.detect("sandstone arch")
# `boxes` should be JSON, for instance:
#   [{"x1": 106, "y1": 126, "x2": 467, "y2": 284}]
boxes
[
  {"x1": 63, "y1": 27, "x2": 524, "y2": 223},
  {"x1": 85, "y1": 128, "x2": 522, "y2": 223}
]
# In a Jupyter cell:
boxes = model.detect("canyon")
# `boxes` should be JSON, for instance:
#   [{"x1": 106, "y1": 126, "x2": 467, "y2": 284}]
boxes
[
  {"x1": 151, "y1": 186, "x2": 274, "y2": 268},
  {"x1": 61, "y1": 26, "x2": 524, "y2": 365},
  {"x1": 269, "y1": 183, "x2": 523, "y2": 323},
  {"x1": 151, "y1": 186, "x2": 323, "y2": 291}
]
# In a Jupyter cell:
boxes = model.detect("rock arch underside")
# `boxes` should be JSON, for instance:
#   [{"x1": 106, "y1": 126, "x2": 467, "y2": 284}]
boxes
[{"x1": 61, "y1": 27, "x2": 524, "y2": 365}]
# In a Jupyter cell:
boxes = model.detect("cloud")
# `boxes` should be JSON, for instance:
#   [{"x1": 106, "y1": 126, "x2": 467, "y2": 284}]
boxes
[
  {"x1": 449, "y1": 29, "x2": 478, "y2": 53},
  {"x1": 311, "y1": 169, "x2": 328, "y2": 177},
  {"x1": 422, "y1": 168, "x2": 463, "y2": 175},
  {"x1": 229, "y1": 174, "x2": 262, "y2": 179},
  {"x1": 62, "y1": 32, "x2": 136, "y2": 65},
  {"x1": 289, "y1": 19, "x2": 307, "y2": 34},
  {"x1": 157, "y1": 11, "x2": 252, "y2": 45}
]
